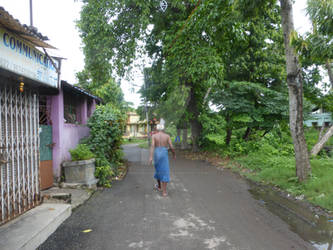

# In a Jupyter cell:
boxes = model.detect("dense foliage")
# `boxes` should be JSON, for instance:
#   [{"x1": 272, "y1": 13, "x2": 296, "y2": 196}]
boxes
[{"x1": 83, "y1": 104, "x2": 126, "y2": 187}]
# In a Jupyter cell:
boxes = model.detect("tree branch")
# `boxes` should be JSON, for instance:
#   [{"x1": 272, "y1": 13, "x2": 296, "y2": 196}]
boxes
[{"x1": 311, "y1": 125, "x2": 333, "y2": 156}]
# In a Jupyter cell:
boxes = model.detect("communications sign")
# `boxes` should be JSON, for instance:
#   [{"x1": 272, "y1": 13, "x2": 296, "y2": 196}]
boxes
[{"x1": 0, "y1": 27, "x2": 58, "y2": 88}]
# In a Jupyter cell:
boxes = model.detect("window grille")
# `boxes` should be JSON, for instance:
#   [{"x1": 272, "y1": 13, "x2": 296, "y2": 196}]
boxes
[
  {"x1": 39, "y1": 95, "x2": 51, "y2": 125},
  {"x1": 64, "y1": 92, "x2": 78, "y2": 124}
]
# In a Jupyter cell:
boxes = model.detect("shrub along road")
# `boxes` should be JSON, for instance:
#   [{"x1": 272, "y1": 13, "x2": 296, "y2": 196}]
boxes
[{"x1": 39, "y1": 144, "x2": 314, "y2": 250}]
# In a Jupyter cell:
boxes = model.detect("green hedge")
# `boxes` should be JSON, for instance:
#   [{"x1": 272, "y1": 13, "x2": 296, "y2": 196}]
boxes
[{"x1": 84, "y1": 104, "x2": 126, "y2": 187}]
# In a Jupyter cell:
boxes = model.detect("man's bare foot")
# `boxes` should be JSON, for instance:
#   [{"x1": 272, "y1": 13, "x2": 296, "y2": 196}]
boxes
[{"x1": 162, "y1": 192, "x2": 168, "y2": 197}]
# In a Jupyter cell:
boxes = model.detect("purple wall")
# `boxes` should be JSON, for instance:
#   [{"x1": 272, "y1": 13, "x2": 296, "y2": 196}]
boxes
[
  {"x1": 62, "y1": 124, "x2": 90, "y2": 161},
  {"x1": 50, "y1": 89, "x2": 64, "y2": 180},
  {"x1": 49, "y1": 86, "x2": 97, "y2": 180}
]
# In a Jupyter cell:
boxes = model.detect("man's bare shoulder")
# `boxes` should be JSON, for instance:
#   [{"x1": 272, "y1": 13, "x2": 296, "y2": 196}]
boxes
[
  {"x1": 163, "y1": 132, "x2": 170, "y2": 138},
  {"x1": 162, "y1": 132, "x2": 171, "y2": 138}
]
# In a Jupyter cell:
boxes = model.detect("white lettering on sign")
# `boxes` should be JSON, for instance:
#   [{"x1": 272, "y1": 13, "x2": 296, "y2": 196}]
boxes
[{"x1": 0, "y1": 27, "x2": 58, "y2": 88}]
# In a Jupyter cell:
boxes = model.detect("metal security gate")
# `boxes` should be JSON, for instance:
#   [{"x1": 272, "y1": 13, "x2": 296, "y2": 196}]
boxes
[{"x1": 0, "y1": 82, "x2": 40, "y2": 225}]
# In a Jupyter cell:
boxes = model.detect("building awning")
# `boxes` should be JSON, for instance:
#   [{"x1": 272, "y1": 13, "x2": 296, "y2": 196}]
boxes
[
  {"x1": 62, "y1": 81, "x2": 102, "y2": 104},
  {"x1": 0, "y1": 7, "x2": 56, "y2": 49}
]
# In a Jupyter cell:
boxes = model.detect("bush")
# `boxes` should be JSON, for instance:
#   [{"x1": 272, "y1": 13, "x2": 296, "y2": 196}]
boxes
[
  {"x1": 69, "y1": 144, "x2": 95, "y2": 161},
  {"x1": 95, "y1": 165, "x2": 114, "y2": 188},
  {"x1": 85, "y1": 104, "x2": 126, "y2": 187}
]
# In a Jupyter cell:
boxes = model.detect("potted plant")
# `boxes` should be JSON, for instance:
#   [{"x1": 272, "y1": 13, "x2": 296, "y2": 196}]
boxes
[{"x1": 62, "y1": 144, "x2": 98, "y2": 187}]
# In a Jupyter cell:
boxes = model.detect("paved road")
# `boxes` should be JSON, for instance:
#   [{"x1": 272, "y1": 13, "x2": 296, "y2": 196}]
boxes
[{"x1": 39, "y1": 144, "x2": 314, "y2": 250}]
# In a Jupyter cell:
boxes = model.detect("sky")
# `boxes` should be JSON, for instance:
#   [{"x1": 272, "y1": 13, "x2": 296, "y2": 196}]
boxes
[{"x1": 0, "y1": 0, "x2": 311, "y2": 107}]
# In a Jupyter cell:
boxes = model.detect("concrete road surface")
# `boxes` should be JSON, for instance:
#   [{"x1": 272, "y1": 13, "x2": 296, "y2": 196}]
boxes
[{"x1": 39, "y1": 144, "x2": 314, "y2": 250}]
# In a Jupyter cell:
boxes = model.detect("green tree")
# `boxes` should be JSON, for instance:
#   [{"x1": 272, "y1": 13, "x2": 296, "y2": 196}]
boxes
[
  {"x1": 305, "y1": 0, "x2": 333, "y2": 156},
  {"x1": 233, "y1": 0, "x2": 319, "y2": 181},
  {"x1": 211, "y1": 81, "x2": 289, "y2": 145},
  {"x1": 277, "y1": 0, "x2": 312, "y2": 181},
  {"x1": 289, "y1": 0, "x2": 333, "y2": 157},
  {"x1": 77, "y1": 0, "x2": 227, "y2": 151},
  {"x1": 208, "y1": 4, "x2": 287, "y2": 145},
  {"x1": 76, "y1": 2, "x2": 129, "y2": 109}
]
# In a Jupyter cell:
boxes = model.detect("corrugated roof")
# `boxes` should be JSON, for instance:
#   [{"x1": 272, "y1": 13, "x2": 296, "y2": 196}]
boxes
[
  {"x1": 0, "y1": 6, "x2": 56, "y2": 49},
  {"x1": 62, "y1": 81, "x2": 102, "y2": 103}
]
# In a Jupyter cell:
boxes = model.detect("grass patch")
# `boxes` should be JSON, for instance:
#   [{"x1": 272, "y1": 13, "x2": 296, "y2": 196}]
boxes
[
  {"x1": 122, "y1": 137, "x2": 146, "y2": 145},
  {"x1": 235, "y1": 153, "x2": 333, "y2": 211}
]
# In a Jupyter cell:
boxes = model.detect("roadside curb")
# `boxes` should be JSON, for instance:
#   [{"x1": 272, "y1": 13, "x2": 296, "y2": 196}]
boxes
[
  {"x1": 226, "y1": 165, "x2": 333, "y2": 223},
  {"x1": 113, "y1": 160, "x2": 129, "y2": 181},
  {"x1": 247, "y1": 179, "x2": 333, "y2": 222},
  {"x1": 0, "y1": 204, "x2": 71, "y2": 250}
]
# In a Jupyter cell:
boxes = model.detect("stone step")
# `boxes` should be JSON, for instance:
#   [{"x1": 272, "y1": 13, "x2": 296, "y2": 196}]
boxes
[{"x1": 42, "y1": 192, "x2": 71, "y2": 204}]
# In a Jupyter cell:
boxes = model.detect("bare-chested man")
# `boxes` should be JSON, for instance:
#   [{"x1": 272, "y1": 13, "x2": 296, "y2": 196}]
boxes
[{"x1": 149, "y1": 124, "x2": 176, "y2": 197}]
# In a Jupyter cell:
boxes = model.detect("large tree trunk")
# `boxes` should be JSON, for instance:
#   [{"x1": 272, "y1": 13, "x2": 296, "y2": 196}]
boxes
[
  {"x1": 280, "y1": 0, "x2": 311, "y2": 181},
  {"x1": 311, "y1": 125, "x2": 333, "y2": 156},
  {"x1": 188, "y1": 86, "x2": 202, "y2": 152},
  {"x1": 181, "y1": 128, "x2": 188, "y2": 149},
  {"x1": 190, "y1": 119, "x2": 202, "y2": 152},
  {"x1": 226, "y1": 128, "x2": 232, "y2": 146},
  {"x1": 243, "y1": 127, "x2": 252, "y2": 141},
  {"x1": 225, "y1": 114, "x2": 232, "y2": 146}
]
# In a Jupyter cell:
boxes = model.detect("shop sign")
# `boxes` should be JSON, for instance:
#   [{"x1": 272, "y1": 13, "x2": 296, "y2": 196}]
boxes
[{"x1": 0, "y1": 27, "x2": 58, "y2": 88}]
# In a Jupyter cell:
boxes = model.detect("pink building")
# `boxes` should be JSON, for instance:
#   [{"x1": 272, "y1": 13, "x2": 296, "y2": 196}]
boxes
[
  {"x1": 40, "y1": 81, "x2": 101, "y2": 189},
  {"x1": 0, "y1": 6, "x2": 100, "y2": 225}
]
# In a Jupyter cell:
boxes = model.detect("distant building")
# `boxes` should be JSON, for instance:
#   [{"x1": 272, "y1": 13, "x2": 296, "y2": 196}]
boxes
[
  {"x1": 304, "y1": 112, "x2": 332, "y2": 127},
  {"x1": 124, "y1": 112, "x2": 147, "y2": 138}
]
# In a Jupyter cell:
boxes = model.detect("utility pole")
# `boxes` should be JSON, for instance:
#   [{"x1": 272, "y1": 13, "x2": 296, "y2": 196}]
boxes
[
  {"x1": 29, "y1": 0, "x2": 33, "y2": 26},
  {"x1": 145, "y1": 103, "x2": 150, "y2": 146},
  {"x1": 144, "y1": 71, "x2": 151, "y2": 147}
]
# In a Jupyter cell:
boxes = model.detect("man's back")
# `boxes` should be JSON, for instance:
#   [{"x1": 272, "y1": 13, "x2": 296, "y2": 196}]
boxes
[{"x1": 152, "y1": 131, "x2": 170, "y2": 148}]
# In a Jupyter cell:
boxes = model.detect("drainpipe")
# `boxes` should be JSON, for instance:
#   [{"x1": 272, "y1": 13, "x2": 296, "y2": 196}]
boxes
[
  {"x1": 30, "y1": 0, "x2": 33, "y2": 27},
  {"x1": 56, "y1": 59, "x2": 62, "y2": 89}
]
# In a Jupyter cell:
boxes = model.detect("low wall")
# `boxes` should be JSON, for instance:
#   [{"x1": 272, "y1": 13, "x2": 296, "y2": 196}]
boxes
[
  {"x1": 62, "y1": 124, "x2": 90, "y2": 161},
  {"x1": 53, "y1": 124, "x2": 90, "y2": 180}
]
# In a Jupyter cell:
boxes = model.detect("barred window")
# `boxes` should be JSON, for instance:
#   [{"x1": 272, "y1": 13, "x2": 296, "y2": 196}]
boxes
[{"x1": 64, "y1": 92, "x2": 78, "y2": 124}]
